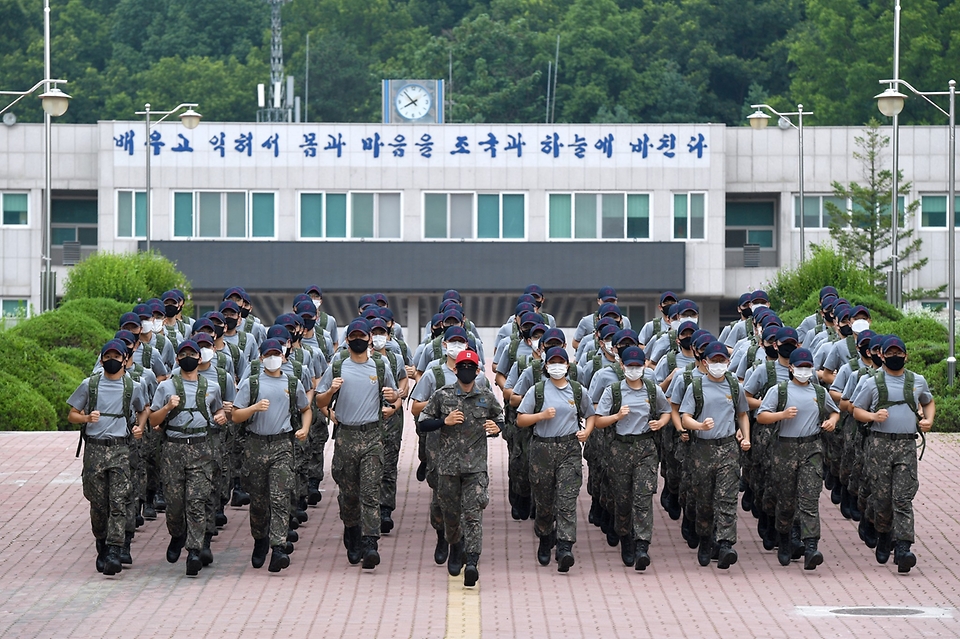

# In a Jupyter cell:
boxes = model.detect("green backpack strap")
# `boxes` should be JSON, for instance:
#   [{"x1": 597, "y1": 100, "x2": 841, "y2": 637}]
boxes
[
  {"x1": 591, "y1": 350, "x2": 602, "y2": 375},
  {"x1": 165, "y1": 324, "x2": 179, "y2": 346},
  {"x1": 88, "y1": 372, "x2": 134, "y2": 424},
  {"x1": 876, "y1": 370, "x2": 918, "y2": 415},
  {"x1": 571, "y1": 380, "x2": 583, "y2": 425},
  {"x1": 432, "y1": 336, "x2": 443, "y2": 362},
  {"x1": 725, "y1": 371, "x2": 741, "y2": 411},
  {"x1": 395, "y1": 338, "x2": 409, "y2": 363},
  {"x1": 129, "y1": 363, "x2": 144, "y2": 383},
  {"x1": 691, "y1": 376, "x2": 705, "y2": 420},
  {"x1": 533, "y1": 380, "x2": 545, "y2": 414},
  {"x1": 238, "y1": 331, "x2": 248, "y2": 353},
  {"x1": 156, "y1": 333, "x2": 168, "y2": 355},
  {"x1": 142, "y1": 342, "x2": 154, "y2": 369},
  {"x1": 292, "y1": 359, "x2": 303, "y2": 382},
  {"x1": 667, "y1": 350, "x2": 677, "y2": 372},
  {"x1": 288, "y1": 374, "x2": 301, "y2": 428},
  {"x1": 763, "y1": 360, "x2": 777, "y2": 396},
  {"x1": 652, "y1": 317, "x2": 663, "y2": 339},
  {"x1": 166, "y1": 374, "x2": 209, "y2": 429},
  {"x1": 775, "y1": 380, "x2": 789, "y2": 413},
  {"x1": 613, "y1": 362, "x2": 625, "y2": 381},
  {"x1": 747, "y1": 343, "x2": 760, "y2": 367},
  {"x1": 431, "y1": 364, "x2": 447, "y2": 393},
  {"x1": 643, "y1": 376, "x2": 659, "y2": 417},
  {"x1": 249, "y1": 359, "x2": 261, "y2": 378},
  {"x1": 531, "y1": 359, "x2": 543, "y2": 384},
  {"x1": 318, "y1": 311, "x2": 330, "y2": 334},
  {"x1": 668, "y1": 329, "x2": 679, "y2": 354},
  {"x1": 216, "y1": 366, "x2": 227, "y2": 398},
  {"x1": 226, "y1": 342, "x2": 242, "y2": 375},
  {"x1": 243, "y1": 316, "x2": 255, "y2": 334},
  {"x1": 611, "y1": 382, "x2": 622, "y2": 414},
  {"x1": 508, "y1": 337, "x2": 521, "y2": 370},
  {"x1": 517, "y1": 354, "x2": 530, "y2": 375}
]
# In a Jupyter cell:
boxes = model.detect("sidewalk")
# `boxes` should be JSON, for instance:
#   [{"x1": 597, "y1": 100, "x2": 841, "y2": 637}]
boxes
[{"x1": 1, "y1": 427, "x2": 958, "y2": 639}]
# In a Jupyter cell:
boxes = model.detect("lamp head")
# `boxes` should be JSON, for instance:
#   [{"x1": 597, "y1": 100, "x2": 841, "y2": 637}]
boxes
[
  {"x1": 747, "y1": 109, "x2": 770, "y2": 130},
  {"x1": 875, "y1": 87, "x2": 906, "y2": 117},
  {"x1": 39, "y1": 87, "x2": 71, "y2": 117},
  {"x1": 179, "y1": 107, "x2": 202, "y2": 130}
]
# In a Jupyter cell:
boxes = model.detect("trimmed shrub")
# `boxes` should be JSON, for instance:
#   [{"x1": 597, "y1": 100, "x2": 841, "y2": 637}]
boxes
[
  {"x1": 9, "y1": 311, "x2": 113, "y2": 351},
  {"x1": 0, "y1": 371, "x2": 58, "y2": 431},
  {"x1": 0, "y1": 333, "x2": 85, "y2": 430},
  {"x1": 57, "y1": 298, "x2": 133, "y2": 332},
  {"x1": 768, "y1": 243, "x2": 880, "y2": 314},
  {"x1": 52, "y1": 346, "x2": 97, "y2": 375},
  {"x1": 62, "y1": 250, "x2": 191, "y2": 313}
]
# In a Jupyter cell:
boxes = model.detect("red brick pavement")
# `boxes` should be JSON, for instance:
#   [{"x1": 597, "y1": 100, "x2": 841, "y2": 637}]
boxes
[{"x1": 1, "y1": 427, "x2": 959, "y2": 639}]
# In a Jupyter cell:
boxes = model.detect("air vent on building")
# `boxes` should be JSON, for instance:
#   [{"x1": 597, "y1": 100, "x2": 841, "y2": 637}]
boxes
[
  {"x1": 62, "y1": 241, "x2": 81, "y2": 266},
  {"x1": 743, "y1": 243, "x2": 760, "y2": 268}
]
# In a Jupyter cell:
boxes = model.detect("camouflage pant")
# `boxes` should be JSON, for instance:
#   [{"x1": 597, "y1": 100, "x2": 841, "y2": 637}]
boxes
[
  {"x1": 529, "y1": 437, "x2": 582, "y2": 543},
  {"x1": 822, "y1": 428, "x2": 843, "y2": 481},
  {"x1": 430, "y1": 489, "x2": 445, "y2": 532},
  {"x1": 688, "y1": 438, "x2": 739, "y2": 543},
  {"x1": 677, "y1": 437, "x2": 696, "y2": 517},
  {"x1": 82, "y1": 440, "x2": 132, "y2": 547},
  {"x1": 509, "y1": 427, "x2": 533, "y2": 501},
  {"x1": 660, "y1": 427, "x2": 681, "y2": 497},
  {"x1": 307, "y1": 403, "x2": 329, "y2": 483},
  {"x1": 864, "y1": 436, "x2": 919, "y2": 542},
  {"x1": 125, "y1": 438, "x2": 143, "y2": 533},
  {"x1": 438, "y1": 472, "x2": 490, "y2": 555},
  {"x1": 609, "y1": 437, "x2": 659, "y2": 542},
  {"x1": 585, "y1": 428, "x2": 615, "y2": 514},
  {"x1": 143, "y1": 427, "x2": 162, "y2": 494},
  {"x1": 161, "y1": 439, "x2": 215, "y2": 551},
  {"x1": 752, "y1": 424, "x2": 778, "y2": 517},
  {"x1": 332, "y1": 426, "x2": 383, "y2": 538},
  {"x1": 293, "y1": 433, "x2": 309, "y2": 507},
  {"x1": 771, "y1": 438, "x2": 823, "y2": 539},
  {"x1": 206, "y1": 426, "x2": 227, "y2": 535},
  {"x1": 242, "y1": 434, "x2": 294, "y2": 548},
  {"x1": 227, "y1": 421, "x2": 247, "y2": 484},
  {"x1": 839, "y1": 414, "x2": 857, "y2": 486},
  {"x1": 852, "y1": 425, "x2": 871, "y2": 515},
  {"x1": 380, "y1": 411, "x2": 404, "y2": 511}
]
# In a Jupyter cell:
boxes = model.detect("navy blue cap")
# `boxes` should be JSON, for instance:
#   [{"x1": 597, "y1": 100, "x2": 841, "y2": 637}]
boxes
[
  {"x1": 304, "y1": 285, "x2": 323, "y2": 297},
  {"x1": 762, "y1": 325, "x2": 781, "y2": 342},
  {"x1": 177, "y1": 339, "x2": 200, "y2": 355},
  {"x1": 114, "y1": 330, "x2": 137, "y2": 346},
  {"x1": 692, "y1": 333, "x2": 715, "y2": 350},
  {"x1": 219, "y1": 300, "x2": 240, "y2": 314},
  {"x1": 206, "y1": 311, "x2": 225, "y2": 324},
  {"x1": 691, "y1": 329, "x2": 711, "y2": 343},
  {"x1": 266, "y1": 325, "x2": 291, "y2": 342},
  {"x1": 101, "y1": 339, "x2": 126, "y2": 357},
  {"x1": 598, "y1": 302, "x2": 621, "y2": 318},
  {"x1": 789, "y1": 348, "x2": 815, "y2": 366},
  {"x1": 820, "y1": 294, "x2": 839, "y2": 310},
  {"x1": 668, "y1": 303, "x2": 680, "y2": 318},
  {"x1": 852, "y1": 305, "x2": 871, "y2": 319},
  {"x1": 856, "y1": 329, "x2": 877, "y2": 345},
  {"x1": 530, "y1": 323, "x2": 548, "y2": 336},
  {"x1": 346, "y1": 318, "x2": 371, "y2": 337},
  {"x1": 192, "y1": 318, "x2": 215, "y2": 334},
  {"x1": 882, "y1": 336, "x2": 906, "y2": 354},
  {"x1": 374, "y1": 293, "x2": 389, "y2": 306},
  {"x1": 613, "y1": 328, "x2": 639, "y2": 345},
  {"x1": 193, "y1": 332, "x2": 214, "y2": 348},
  {"x1": 869, "y1": 333, "x2": 888, "y2": 350},
  {"x1": 738, "y1": 292, "x2": 753, "y2": 306},
  {"x1": 294, "y1": 300, "x2": 317, "y2": 317},
  {"x1": 516, "y1": 294, "x2": 536, "y2": 306},
  {"x1": 598, "y1": 286, "x2": 618, "y2": 302},
  {"x1": 676, "y1": 299, "x2": 699, "y2": 315},
  {"x1": 358, "y1": 294, "x2": 376, "y2": 310},
  {"x1": 161, "y1": 290, "x2": 181, "y2": 302},
  {"x1": 442, "y1": 289, "x2": 461, "y2": 302},
  {"x1": 596, "y1": 317, "x2": 619, "y2": 332},
  {"x1": 753, "y1": 307, "x2": 772, "y2": 322},
  {"x1": 120, "y1": 312, "x2": 141, "y2": 328},
  {"x1": 702, "y1": 341, "x2": 729, "y2": 360},
  {"x1": 820, "y1": 286, "x2": 838, "y2": 300},
  {"x1": 760, "y1": 314, "x2": 783, "y2": 328},
  {"x1": 524, "y1": 284, "x2": 543, "y2": 297},
  {"x1": 431, "y1": 313, "x2": 443, "y2": 327},
  {"x1": 292, "y1": 294, "x2": 313, "y2": 307},
  {"x1": 620, "y1": 346, "x2": 646, "y2": 366},
  {"x1": 751, "y1": 289, "x2": 769, "y2": 303},
  {"x1": 519, "y1": 312, "x2": 541, "y2": 327},
  {"x1": 259, "y1": 338, "x2": 284, "y2": 356},
  {"x1": 439, "y1": 299, "x2": 462, "y2": 313},
  {"x1": 835, "y1": 304, "x2": 853, "y2": 321},
  {"x1": 444, "y1": 326, "x2": 468, "y2": 342},
  {"x1": 379, "y1": 307, "x2": 395, "y2": 322},
  {"x1": 660, "y1": 291, "x2": 678, "y2": 304},
  {"x1": 148, "y1": 300, "x2": 164, "y2": 316},
  {"x1": 677, "y1": 320, "x2": 698, "y2": 335},
  {"x1": 369, "y1": 318, "x2": 388, "y2": 332},
  {"x1": 441, "y1": 308, "x2": 463, "y2": 323},
  {"x1": 775, "y1": 326, "x2": 799, "y2": 344},
  {"x1": 223, "y1": 287, "x2": 245, "y2": 300},
  {"x1": 544, "y1": 346, "x2": 569, "y2": 363},
  {"x1": 598, "y1": 323, "x2": 619, "y2": 340},
  {"x1": 362, "y1": 307, "x2": 382, "y2": 321},
  {"x1": 542, "y1": 328, "x2": 566, "y2": 346},
  {"x1": 515, "y1": 302, "x2": 536, "y2": 316},
  {"x1": 132, "y1": 304, "x2": 151, "y2": 319}
]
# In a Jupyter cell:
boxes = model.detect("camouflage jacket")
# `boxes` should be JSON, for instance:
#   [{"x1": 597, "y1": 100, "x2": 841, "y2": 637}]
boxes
[{"x1": 422, "y1": 384, "x2": 504, "y2": 476}]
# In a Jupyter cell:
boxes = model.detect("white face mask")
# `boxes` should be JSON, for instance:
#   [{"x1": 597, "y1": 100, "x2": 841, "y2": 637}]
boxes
[
  {"x1": 792, "y1": 368, "x2": 814, "y2": 383},
  {"x1": 623, "y1": 366, "x2": 645, "y2": 381},
  {"x1": 262, "y1": 355, "x2": 283, "y2": 372},
  {"x1": 546, "y1": 363, "x2": 567, "y2": 380},
  {"x1": 753, "y1": 303, "x2": 768, "y2": 309},
  {"x1": 313, "y1": 299, "x2": 322, "y2": 310},
  {"x1": 141, "y1": 319, "x2": 154, "y2": 333},
  {"x1": 603, "y1": 339, "x2": 614, "y2": 352},
  {"x1": 683, "y1": 315, "x2": 699, "y2": 326},
  {"x1": 446, "y1": 342, "x2": 466, "y2": 358},
  {"x1": 530, "y1": 338, "x2": 541, "y2": 351},
  {"x1": 153, "y1": 319, "x2": 165, "y2": 333},
  {"x1": 200, "y1": 347, "x2": 215, "y2": 364},
  {"x1": 707, "y1": 362, "x2": 728, "y2": 378},
  {"x1": 371, "y1": 335, "x2": 388, "y2": 350},
  {"x1": 851, "y1": 319, "x2": 870, "y2": 333}
]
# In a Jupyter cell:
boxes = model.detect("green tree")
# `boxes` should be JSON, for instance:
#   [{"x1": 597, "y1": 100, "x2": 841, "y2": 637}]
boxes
[{"x1": 294, "y1": 30, "x2": 379, "y2": 123}]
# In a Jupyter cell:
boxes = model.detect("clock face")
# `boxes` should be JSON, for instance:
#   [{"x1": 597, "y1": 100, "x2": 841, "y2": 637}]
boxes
[{"x1": 396, "y1": 85, "x2": 432, "y2": 120}]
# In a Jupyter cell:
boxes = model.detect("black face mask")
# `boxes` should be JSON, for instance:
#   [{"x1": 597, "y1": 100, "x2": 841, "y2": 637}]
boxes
[
  {"x1": 839, "y1": 325, "x2": 853, "y2": 337},
  {"x1": 661, "y1": 304, "x2": 674, "y2": 317},
  {"x1": 178, "y1": 356, "x2": 199, "y2": 372},
  {"x1": 348, "y1": 338, "x2": 369, "y2": 354},
  {"x1": 823, "y1": 312, "x2": 834, "y2": 324},
  {"x1": 102, "y1": 359, "x2": 124, "y2": 375},
  {"x1": 741, "y1": 307, "x2": 753, "y2": 319},
  {"x1": 302, "y1": 317, "x2": 317, "y2": 331},
  {"x1": 456, "y1": 367, "x2": 478, "y2": 384},
  {"x1": 224, "y1": 317, "x2": 238, "y2": 330},
  {"x1": 870, "y1": 353, "x2": 884, "y2": 367},
  {"x1": 678, "y1": 336, "x2": 693, "y2": 350},
  {"x1": 778, "y1": 343, "x2": 798, "y2": 358},
  {"x1": 616, "y1": 343, "x2": 635, "y2": 359},
  {"x1": 765, "y1": 345, "x2": 779, "y2": 359},
  {"x1": 239, "y1": 307, "x2": 251, "y2": 319},
  {"x1": 859, "y1": 346, "x2": 871, "y2": 360},
  {"x1": 432, "y1": 327, "x2": 443, "y2": 339},
  {"x1": 164, "y1": 304, "x2": 179, "y2": 318},
  {"x1": 213, "y1": 324, "x2": 225, "y2": 338},
  {"x1": 884, "y1": 355, "x2": 906, "y2": 371}
]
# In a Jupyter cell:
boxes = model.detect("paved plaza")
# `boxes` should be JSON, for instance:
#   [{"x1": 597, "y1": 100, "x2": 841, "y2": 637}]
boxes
[{"x1": 1, "y1": 423, "x2": 959, "y2": 638}]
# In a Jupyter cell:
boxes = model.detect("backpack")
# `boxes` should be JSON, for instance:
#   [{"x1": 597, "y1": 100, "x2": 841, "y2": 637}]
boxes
[
  {"x1": 652, "y1": 317, "x2": 666, "y2": 340},
  {"x1": 76, "y1": 372, "x2": 135, "y2": 457},
  {"x1": 758, "y1": 360, "x2": 779, "y2": 399},
  {"x1": 331, "y1": 355, "x2": 387, "y2": 424},
  {"x1": 237, "y1": 331, "x2": 248, "y2": 353},
  {"x1": 249, "y1": 358, "x2": 302, "y2": 382},
  {"x1": 394, "y1": 337, "x2": 410, "y2": 364},
  {"x1": 164, "y1": 323, "x2": 181, "y2": 348},
  {"x1": 774, "y1": 380, "x2": 828, "y2": 418},
  {"x1": 141, "y1": 342, "x2": 155, "y2": 370},
  {"x1": 875, "y1": 370, "x2": 919, "y2": 417},
  {"x1": 127, "y1": 363, "x2": 144, "y2": 383},
  {"x1": 249, "y1": 371, "x2": 302, "y2": 430},
  {"x1": 242, "y1": 316, "x2": 255, "y2": 334},
  {"x1": 429, "y1": 364, "x2": 448, "y2": 393},
  {"x1": 610, "y1": 377, "x2": 660, "y2": 419},
  {"x1": 533, "y1": 379, "x2": 584, "y2": 426},
  {"x1": 690, "y1": 371, "x2": 741, "y2": 421},
  {"x1": 223, "y1": 341, "x2": 242, "y2": 376},
  {"x1": 165, "y1": 374, "x2": 210, "y2": 434}
]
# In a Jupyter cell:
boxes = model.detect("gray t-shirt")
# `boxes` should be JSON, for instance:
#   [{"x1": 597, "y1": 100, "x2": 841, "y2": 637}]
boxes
[
  {"x1": 411, "y1": 363, "x2": 490, "y2": 403},
  {"x1": 578, "y1": 352, "x2": 617, "y2": 388},
  {"x1": 68, "y1": 375, "x2": 147, "y2": 439},
  {"x1": 597, "y1": 379, "x2": 671, "y2": 436},
  {"x1": 218, "y1": 341, "x2": 249, "y2": 380},
  {"x1": 317, "y1": 356, "x2": 397, "y2": 425},
  {"x1": 743, "y1": 360, "x2": 791, "y2": 397},
  {"x1": 679, "y1": 375, "x2": 748, "y2": 440},
  {"x1": 151, "y1": 376, "x2": 223, "y2": 439},
  {"x1": 133, "y1": 342, "x2": 168, "y2": 378},
  {"x1": 148, "y1": 333, "x2": 177, "y2": 370},
  {"x1": 757, "y1": 381, "x2": 839, "y2": 438},
  {"x1": 224, "y1": 332, "x2": 259, "y2": 368},
  {"x1": 667, "y1": 367, "x2": 703, "y2": 404},
  {"x1": 517, "y1": 380, "x2": 595, "y2": 438},
  {"x1": 852, "y1": 371, "x2": 932, "y2": 435},
  {"x1": 637, "y1": 317, "x2": 669, "y2": 347},
  {"x1": 171, "y1": 365, "x2": 237, "y2": 403},
  {"x1": 573, "y1": 313, "x2": 632, "y2": 343},
  {"x1": 495, "y1": 339, "x2": 533, "y2": 376},
  {"x1": 822, "y1": 336, "x2": 855, "y2": 372},
  {"x1": 235, "y1": 373, "x2": 309, "y2": 436},
  {"x1": 723, "y1": 319, "x2": 748, "y2": 348},
  {"x1": 654, "y1": 351, "x2": 697, "y2": 384},
  {"x1": 797, "y1": 313, "x2": 820, "y2": 344}
]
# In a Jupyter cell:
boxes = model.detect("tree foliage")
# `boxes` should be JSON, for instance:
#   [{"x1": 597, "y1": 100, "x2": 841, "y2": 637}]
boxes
[{"x1": 63, "y1": 251, "x2": 191, "y2": 308}]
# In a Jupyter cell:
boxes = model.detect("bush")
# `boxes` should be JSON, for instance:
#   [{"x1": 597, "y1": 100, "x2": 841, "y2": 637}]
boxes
[
  {"x1": 0, "y1": 371, "x2": 58, "y2": 431},
  {"x1": 0, "y1": 333, "x2": 86, "y2": 430},
  {"x1": 56, "y1": 298, "x2": 133, "y2": 333},
  {"x1": 62, "y1": 250, "x2": 192, "y2": 312},
  {"x1": 768, "y1": 243, "x2": 880, "y2": 314},
  {"x1": 9, "y1": 311, "x2": 113, "y2": 351},
  {"x1": 52, "y1": 346, "x2": 97, "y2": 375}
]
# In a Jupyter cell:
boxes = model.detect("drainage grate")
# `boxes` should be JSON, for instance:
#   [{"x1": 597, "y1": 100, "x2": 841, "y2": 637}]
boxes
[
  {"x1": 796, "y1": 606, "x2": 953, "y2": 619},
  {"x1": 831, "y1": 608, "x2": 923, "y2": 617}
]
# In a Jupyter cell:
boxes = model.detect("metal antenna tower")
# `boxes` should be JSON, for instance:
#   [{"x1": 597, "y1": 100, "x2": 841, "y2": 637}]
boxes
[{"x1": 257, "y1": 0, "x2": 292, "y2": 122}]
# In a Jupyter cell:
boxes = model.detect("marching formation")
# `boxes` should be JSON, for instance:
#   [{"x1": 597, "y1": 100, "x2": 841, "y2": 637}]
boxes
[{"x1": 67, "y1": 284, "x2": 934, "y2": 584}]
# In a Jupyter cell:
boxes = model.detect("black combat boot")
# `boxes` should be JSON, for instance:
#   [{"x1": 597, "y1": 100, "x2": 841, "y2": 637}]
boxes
[
  {"x1": 416, "y1": 461, "x2": 427, "y2": 482},
  {"x1": 143, "y1": 491, "x2": 157, "y2": 521},
  {"x1": 268, "y1": 545, "x2": 290, "y2": 572},
  {"x1": 537, "y1": 532, "x2": 555, "y2": 566},
  {"x1": 790, "y1": 524, "x2": 804, "y2": 560},
  {"x1": 463, "y1": 553, "x2": 480, "y2": 587},
  {"x1": 215, "y1": 509, "x2": 228, "y2": 528},
  {"x1": 895, "y1": 540, "x2": 916, "y2": 573},
  {"x1": 589, "y1": 498, "x2": 600, "y2": 526},
  {"x1": 307, "y1": 477, "x2": 322, "y2": 506},
  {"x1": 287, "y1": 529, "x2": 299, "y2": 543},
  {"x1": 741, "y1": 485, "x2": 754, "y2": 513},
  {"x1": 154, "y1": 486, "x2": 167, "y2": 513},
  {"x1": 231, "y1": 478, "x2": 250, "y2": 507},
  {"x1": 635, "y1": 540, "x2": 651, "y2": 571},
  {"x1": 434, "y1": 528, "x2": 449, "y2": 565},
  {"x1": 859, "y1": 518, "x2": 878, "y2": 549},
  {"x1": 103, "y1": 545, "x2": 123, "y2": 576},
  {"x1": 830, "y1": 480, "x2": 842, "y2": 505},
  {"x1": 282, "y1": 541, "x2": 294, "y2": 554},
  {"x1": 200, "y1": 532, "x2": 214, "y2": 566},
  {"x1": 875, "y1": 531, "x2": 892, "y2": 564},
  {"x1": 345, "y1": 526, "x2": 363, "y2": 565},
  {"x1": 120, "y1": 531, "x2": 133, "y2": 565},
  {"x1": 840, "y1": 486, "x2": 852, "y2": 519},
  {"x1": 848, "y1": 493, "x2": 862, "y2": 522},
  {"x1": 716, "y1": 541, "x2": 738, "y2": 570},
  {"x1": 251, "y1": 537, "x2": 269, "y2": 569},
  {"x1": 166, "y1": 535, "x2": 186, "y2": 563},
  {"x1": 619, "y1": 536, "x2": 636, "y2": 567},
  {"x1": 289, "y1": 515, "x2": 300, "y2": 531},
  {"x1": 660, "y1": 485, "x2": 671, "y2": 513},
  {"x1": 697, "y1": 537, "x2": 712, "y2": 567},
  {"x1": 185, "y1": 549, "x2": 202, "y2": 576},
  {"x1": 803, "y1": 538, "x2": 823, "y2": 570},
  {"x1": 136, "y1": 501, "x2": 144, "y2": 528},
  {"x1": 95, "y1": 539, "x2": 106, "y2": 573},
  {"x1": 361, "y1": 536, "x2": 381, "y2": 570},
  {"x1": 555, "y1": 541, "x2": 575, "y2": 573},
  {"x1": 448, "y1": 540, "x2": 465, "y2": 576},
  {"x1": 778, "y1": 532, "x2": 792, "y2": 566},
  {"x1": 682, "y1": 515, "x2": 698, "y2": 549},
  {"x1": 380, "y1": 506, "x2": 395, "y2": 534},
  {"x1": 824, "y1": 471, "x2": 835, "y2": 491},
  {"x1": 667, "y1": 492, "x2": 682, "y2": 521}
]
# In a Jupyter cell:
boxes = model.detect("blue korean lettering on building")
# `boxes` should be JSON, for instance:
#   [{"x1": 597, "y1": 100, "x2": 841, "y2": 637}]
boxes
[
  {"x1": 300, "y1": 133, "x2": 318, "y2": 157},
  {"x1": 450, "y1": 136, "x2": 470, "y2": 155},
  {"x1": 209, "y1": 132, "x2": 226, "y2": 158},
  {"x1": 171, "y1": 134, "x2": 194, "y2": 153},
  {"x1": 114, "y1": 130, "x2": 135, "y2": 156},
  {"x1": 261, "y1": 133, "x2": 280, "y2": 158},
  {"x1": 362, "y1": 132, "x2": 384, "y2": 158},
  {"x1": 324, "y1": 133, "x2": 346, "y2": 157},
  {"x1": 235, "y1": 132, "x2": 253, "y2": 157},
  {"x1": 416, "y1": 134, "x2": 434, "y2": 158}
]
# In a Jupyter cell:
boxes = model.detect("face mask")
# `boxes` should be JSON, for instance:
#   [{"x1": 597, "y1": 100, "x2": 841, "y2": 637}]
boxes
[
  {"x1": 520, "y1": 328, "x2": 532, "y2": 340},
  {"x1": 823, "y1": 312, "x2": 834, "y2": 324},
  {"x1": 546, "y1": 363, "x2": 567, "y2": 380},
  {"x1": 839, "y1": 325, "x2": 853, "y2": 337},
  {"x1": 792, "y1": 368, "x2": 814, "y2": 383},
  {"x1": 239, "y1": 307, "x2": 251, "y2": 319},
  {"x1": 213, "y1": 324, "x2": 225, "y2": 338},
  {"x1": 602, "y1": 339, "x2": 614, "y2": 353},
  {"x1": 707, "y1": 362, "x2": 728, "y2": 378},
  {"x1": 741, "y1": 307, "x2": 753, "y2": 319},
  {"x1": 164, "y1": 304, "x2": 179, "y2": 318},
  {"x1": 224, "y1": 317, "x2": 238, "y2": 331},
  {"x1": 753, "y1": 303, "x2": 768, "y2": 310},
  {"x1": 141, "y1": 319, "x2": 154, "y2": 333},
  {"x1": 530, "y1": 338, "x2": 541, "y2": 351},
  {"x1": 870, "y1": 353, "x2": 884, "y2": 367},
  {"x1": 302, "y1": 317, "x2": 317, "y2": 331},
  {"x1": 852, "y1": 319, "x2": 870, "y2": 333},
  {"x1": 884, "y1": 355, "x2": 906, "y2": 371},
  {"x1": 660, "y1": 304, "x2": 673, "y2": 317},
  {"x1": 372, "y1": 335, "x2": 388, "y2": 350},
  {"x1": 313, "y1": 299, "x2": 322, "y2": 310},
  {"x1": 623, "y1": 366, "x2": 645, "y2": 381},
  {"x1": 778, "y1": 343, "x2": 797, "y2": 358},
  {"x1": 262, "y1": 355, "x2": 283, "y2": 372},
  {"x1": 682, "y1": 316, "x2": 699, "y2": 326},
  {"x1": 678, "y1": 336, "x2": 693, "y2": 350},
  {"x1": 456, "y1": 367, "x2": 478, "y2": 384},
  {"x1": 764, "y1": 345, "x2": 779, "y2": 359},
  {"x1": 348, "y1": 338, "x2": 369, "y2": 354},
  {"x1": 616, "y1": 344, "x2": 634, "y2": 359},
  {"x1": 102, "y1": 359, "x2": 124, "y2": 375},
  {"x1": 178, "y1": 356, "x2": 199, "y2": 372},
  {"x1": 858, "y1": 346, "x2": 871, "y2": 360},
  {"x1": 200, "y1": 347, "x2": 215, "y2": 364},
  {"x1": 446, "y1": 342, "x2": 467, "y2": 358}
]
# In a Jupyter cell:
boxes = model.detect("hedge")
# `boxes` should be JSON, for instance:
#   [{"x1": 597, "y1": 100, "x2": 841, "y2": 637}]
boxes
[
  {"x1": 52, "y1": 346, "x2": 97, "y2": 376},
  {"x1": 0, "y1": 333, "x2": 85, "y2": 430},
  {"x1": 56, "y1": 298, "x2": 133, "y2": 333},
  {"x1": 62, "y1": 250, "x2": 192, "y2": 315},
  {"x1": 0, "y1": 371, "x2": 58, "y2": 431},
  {"x1": 9, "y1": 310, "x2": 113, "y2": 351}
]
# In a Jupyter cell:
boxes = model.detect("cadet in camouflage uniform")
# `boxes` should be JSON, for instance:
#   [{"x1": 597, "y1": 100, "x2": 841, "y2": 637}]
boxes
[
  {"x1": 680, "y1": 341, "x2": 750, "y2": 570},
  {"x1": 149, "y1": 340, "x2": 227, "y2": 576},
  {"x1": 419, "y1": 350, "x2": 503, "y2": 586},
  {"x1": 853, "y1": 336, "x2": 934, "y2": 573},
  {"x1": 233, "y1": 338, "x2": 312, "y2": 572},
  {"x1": 317, "y1": 319, "x2": 399, "y2": 570},
  {"x1": 517, "y1": 347, "x2": 596, "y2": 572},
  {"x1": 68, "y1": 340, "x2": 147, "y2": 576},
  {"x1": 757, "y1": 348, "x2": 839, "y2": 570}
]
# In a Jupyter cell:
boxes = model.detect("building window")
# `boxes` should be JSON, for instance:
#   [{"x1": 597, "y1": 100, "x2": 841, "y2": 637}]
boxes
[
  {"x1": 673, "y1": 192, "x2": 705, "y2": 239},
  {"x1": 794, "y1": 195, "x2": 846, "y2": 228},
  {"x1": 424, "y1": 192, "x2": 525, "y2": 240},
  {"x1": 117, "y1": 190, "x2": 146, "y2": 238},
  {"x1": 725, "y1": 201, "x2": 775, "y2": 249},
  {"x1": 920, "y1": 195, "x2": 960, "y2": 228},
  {"x1": 172, "y1": 191, "x2": 276, "y2": 239},
  {"x1": 51, "y1": 199, "x2": 98, "y2": 246},
  {"x1": 300, "y1": 192, "x2": 401, "y2": 239},
  {"x1": 1, "y1": 299, "x2": 27, "y2": 317},
  {"x1": 2, "y1": 193, "x2": 29, "y2": 226},
  {"x1": 548, "y1": 192, "x2": 649, "y2": 239}
]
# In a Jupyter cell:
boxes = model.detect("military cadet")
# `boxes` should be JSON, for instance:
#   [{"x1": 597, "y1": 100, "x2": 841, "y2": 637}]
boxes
[
  {"x1": 852, "y1": 332, "x2": 891, "y2": 547},
  {"x1": 219, "y1": 300, "x2": 258, "y2": 375},
  {"x1": 578, "y1": 322, "x2": 621, "y2": 387},
  {"x1": 149, "y1": 340, "x2": 227, "y2": 576},
  {"x1": 418, "y1": 350, "x2": 503, "y2": 586},
  {"x1": 595, "y1": 346, "x2": 671, "y2": 570},
  {"x1": 638, "y1": 291, "x2": 678, "y2": 348},
  {"x1": 522, "y1": 284, "x2": 557, "y2": 328},
  {"x1": 756, "y1": 348, "x2": 839, "y2": 570},
  {"x1": 232, "y1": 338, "x2": 311, "y2": 572},
  {"x1": 160, "y1": 290, "x2": 189, "y2": 345},
  {"x1": 647, "y1": 300, "x2": 700, "y2": 364},
  {"x1": 142, "y1": 301, "x2": 177, "y2": 371},
  {"x1": 119, "y1": 312, "x2": 167, "y2": 381},
  {"x1": 304, "y1": 285, "x2": 340, "y2": 349},
  {"x1": 852, "y1": 336, "x2": 934, "y2": 573},
  {"x1": 719, "y1": 293, "x2": 754, "y2": 347},
  {"x1": 679, "y1": 341, "x2": 750, "y2": 569},
  {"x1": 495, "y1": 298, "x2": 538, "y2": 353},
  {"x1": 68, "y1": 340, "x2": 148, "y2": 576},
  {"x1": 224, "y1": 287, "x2": 267, "y2": 346},
  {"x1": 517, "y1": 347, "x2": 596, "y2": 572},
  {"x1": 797, "y1": 287, "x2": 839, "y2": 344},
  {"x1": 316, "y1": 319, "x2": 400, "y2": 569},
  {"x1": 572, "y1": 287, "x2": 632, "y2": 348}
]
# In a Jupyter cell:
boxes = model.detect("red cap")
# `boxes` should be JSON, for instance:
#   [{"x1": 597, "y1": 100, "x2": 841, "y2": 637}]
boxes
[{"x1": 455, "y1": 350, "x2": 480, "y2": 366}]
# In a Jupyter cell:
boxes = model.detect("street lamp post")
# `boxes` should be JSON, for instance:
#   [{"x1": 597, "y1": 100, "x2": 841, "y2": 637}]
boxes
[
  {"x1": 875, "y1": 78, "x2": 957, "y2": 385},
  {"x1": 133, "y1": 103, "x2": 202, "y2": 252},
  {"x1": 747, "y1": 103, "x2": 814, "y2": 264}
]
